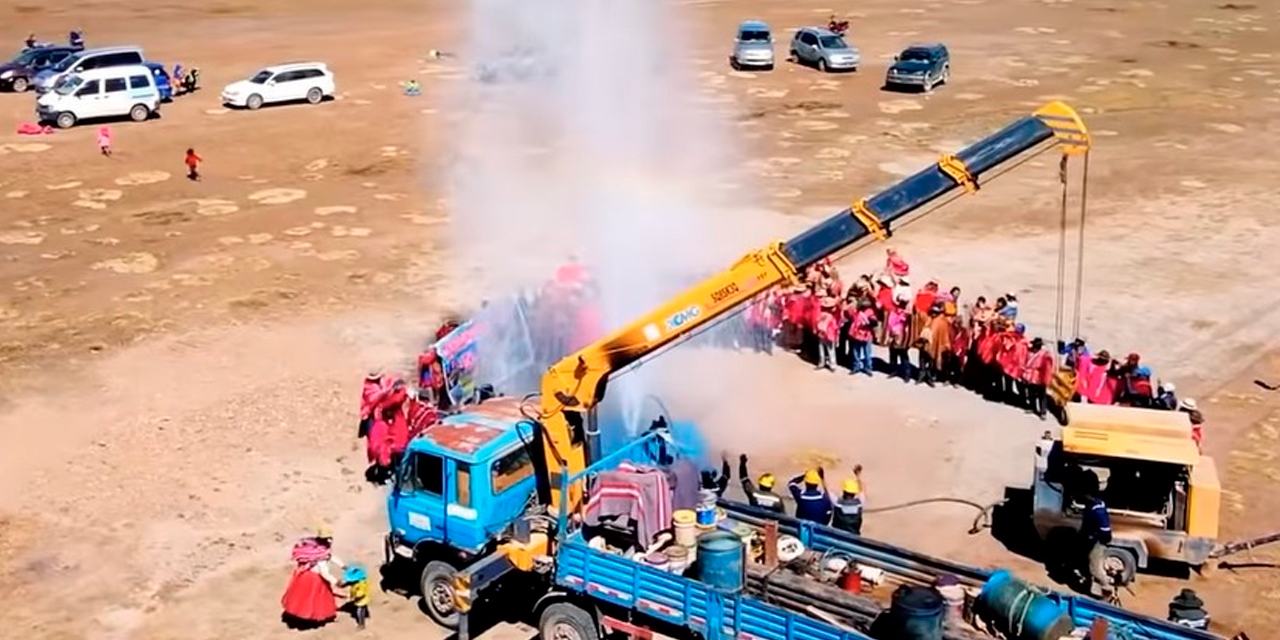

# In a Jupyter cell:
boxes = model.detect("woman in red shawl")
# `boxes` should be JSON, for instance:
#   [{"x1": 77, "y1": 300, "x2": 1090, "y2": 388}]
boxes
[
  {"x1": 367, "y1": 379, "x2": 408, "y2": 484},
  {"x1": 997, "y1": 324, "x2": 1030, "y2": 406},
  {"x1": 282, "y1": 531, "x2": 342, "y2": 628},
  {"x1": 781, "y1": 285, "x2": 806, "y2": 351}
]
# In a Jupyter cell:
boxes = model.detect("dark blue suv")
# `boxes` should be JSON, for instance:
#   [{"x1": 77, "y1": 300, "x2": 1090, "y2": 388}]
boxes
[{"x1": 884, "y1": 43, "x2": 950, "y2": 92}]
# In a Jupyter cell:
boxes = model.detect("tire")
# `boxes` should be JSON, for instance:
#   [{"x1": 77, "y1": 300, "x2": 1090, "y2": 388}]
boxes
[
  {"x1": 1102, "y1": 546, "x2": 1138, "y2": 587},
  {"x1": 788, "y1": 49, "x2": 798, "y2": 62},
  {"x1": 818, "y1": 58, "x2": 829, "y2": 73},
  {"x1": 539, "y1": 602, "x2": 600, "y2": 640},
  {"x1": 129, "y1": 104, "x2": 150, "y2": 122},
  {"x1": 11, "y1": 77, "x2": 29, "y2": 92},
  {"x1": 54, "y1": 111, "x2": 76, "y2": 129},
  {"x1": 420, "y1": 560, "x2": 459, "y2": 629},
  {"x1": 940, "y1": 64, "x2": 951, "y2": 85},
  {"x1": 306, "y1": 87, "x2": 323, "y2": 104},
  {"x1": 246, "y1": 93, "x2": 264, "y2": 110}
]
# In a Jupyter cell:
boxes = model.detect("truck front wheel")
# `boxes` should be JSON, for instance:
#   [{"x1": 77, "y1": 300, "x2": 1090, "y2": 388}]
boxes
[
  {"x1": 420, "y1": 560, "x2": 460, "y2": 628},
  {"x1": 539, "y1": 602, "x2": 600, "y2": 640}
]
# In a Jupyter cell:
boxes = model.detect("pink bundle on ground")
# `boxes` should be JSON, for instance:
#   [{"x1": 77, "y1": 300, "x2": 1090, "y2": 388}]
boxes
[{"x1": 16, "y1": 122, "x2": 53, "y2": 135}]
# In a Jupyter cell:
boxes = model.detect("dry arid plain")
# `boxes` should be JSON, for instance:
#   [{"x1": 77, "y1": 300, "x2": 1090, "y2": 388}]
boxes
[{"x1": 2, "y1": 0, "x2": 1280, "y2": 638}]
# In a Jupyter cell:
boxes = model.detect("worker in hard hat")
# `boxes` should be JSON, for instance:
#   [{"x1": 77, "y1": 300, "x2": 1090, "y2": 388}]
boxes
[
  {"x1": 738, "y1": 454, "x2": 785, "y2": 513},
  {"x1": 831, "y1": 465, "x2": 865, "y2": 535},
  {"x1": 787, "y1": 467, "x2": 833, "y2": 525}
]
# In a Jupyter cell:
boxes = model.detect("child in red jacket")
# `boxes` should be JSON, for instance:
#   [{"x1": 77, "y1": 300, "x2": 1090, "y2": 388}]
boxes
[{"x1": 185, "y1": 147, "x2": 202, "y2": 180}]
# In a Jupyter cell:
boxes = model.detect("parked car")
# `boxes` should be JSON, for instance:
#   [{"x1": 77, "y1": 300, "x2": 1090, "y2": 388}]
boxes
[
  {"x1": 885, "y1": 43, "x2": 950, "y2": 92},
  {"x1": 33, "y1": 46, "x2": 145, "y2": 94},
  {"x1": 37, "y1": 64, "x2": 161, "y2": 129},
  {"x1": 730, "y1": 20, "x2": 774, "y2": 71},
  {"x1": 144, "y1": 62, "x2": 173, "y2": 101},
  {"x1": 789, "y1": 27, "x2": 860, "y2": 72},
  {"x1": 221, "y1": 62, "x2": 334, "y2": 110},
  {"x1": 0, "y1": 45, "x2": 78, "y2": 92}
]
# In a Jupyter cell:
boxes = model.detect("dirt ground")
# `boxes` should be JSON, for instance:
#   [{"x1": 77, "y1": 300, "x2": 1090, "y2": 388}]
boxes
[{"x1": 2, "y1": 0, "x2": 1279, "y2": 638}]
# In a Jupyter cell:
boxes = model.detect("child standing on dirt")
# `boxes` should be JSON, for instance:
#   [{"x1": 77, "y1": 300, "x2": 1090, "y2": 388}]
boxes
[
  {"x1": 97, "y1": 126, "x2": 112, "y2": 157},
  {"x1": 184, "y1": 147, "x2": 202, "y2": 181},
  {"x1": 342, "y1": 565, "x2": 370, "y2": 630}
]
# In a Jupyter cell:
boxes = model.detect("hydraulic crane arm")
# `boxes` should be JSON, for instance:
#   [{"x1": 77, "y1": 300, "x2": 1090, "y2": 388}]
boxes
[{"x1": 536, "y1": 101, "x2": 1090, "y2": 513}]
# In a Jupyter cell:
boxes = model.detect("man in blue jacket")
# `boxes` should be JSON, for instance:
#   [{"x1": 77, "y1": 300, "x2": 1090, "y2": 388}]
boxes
[
  {"x1": 788, "y1": 467, "x2": 833, "y2": 525},
  {"x1": 1078, "y1": 471, "x2": 1114, "y2": 598}
]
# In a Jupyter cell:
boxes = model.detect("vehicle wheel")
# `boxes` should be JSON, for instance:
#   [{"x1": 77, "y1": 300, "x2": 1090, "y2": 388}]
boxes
[
  {"x1": 941, "y1": 64, "x2": 951, "y2": 85},
  {"x1": 420, "y1": 561, "x2": 459, "y2": 629},
  {"x1": 246, "y1": 93, "x2": 264, "y2": 110},
  {"x1": 306, "y1": 87, "x2": 323, "y2": 104},
  {"x1": 818, "y1": 58, "x2": 829, "y2": 73},
  {"x1": 539, "y1": 602, "x2": 600, "y2": 640},
  {"x1": 1102, "y1": 546, "x2": 1138, "y2": 587},
  {"x1": 129, "y1": 104, "x2": 150, "y2": 122},
  {"x1": 11, "y1": 77, "x2": 29, "y2": 92},
  {"x1": 54, "y1": 111, "x2": 76, "y2": 129},
  {"x1": 788, "y1": 49, "x2": 798, "y2": 62}
]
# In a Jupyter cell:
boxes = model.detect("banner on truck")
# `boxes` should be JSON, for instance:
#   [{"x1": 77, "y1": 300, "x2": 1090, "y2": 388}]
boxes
[{"x1": 422, "y1": 297, "x2": 537, "y2": 406}]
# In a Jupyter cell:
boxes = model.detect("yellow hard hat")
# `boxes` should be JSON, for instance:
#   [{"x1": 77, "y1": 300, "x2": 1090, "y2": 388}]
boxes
[
  {"x1": 758, "y1": 473, "x2": 776, "y2": 489},
  {"x1": 315, "y1": 524, "x2": 334, "y2": 539},
  {"x1": 804, "y1": 469, "x2": 822, "y2": 485},
  {"x1": 842, "y1": 479, "x2": 861, "y2": 494}
]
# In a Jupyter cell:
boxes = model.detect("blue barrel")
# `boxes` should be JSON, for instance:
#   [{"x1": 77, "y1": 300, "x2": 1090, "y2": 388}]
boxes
[
  {"x1": 695, "y1": 531, "x2": 744, "y2": 593},
  {"x1": 885, "y1": 585, "x2": 944, "y2": 640},
  {"x1": 973, "y1": 570, "x2": 1074, "y2": 640}
]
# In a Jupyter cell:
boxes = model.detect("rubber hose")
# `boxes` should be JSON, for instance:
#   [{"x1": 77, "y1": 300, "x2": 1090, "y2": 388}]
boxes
[{"x1": 862, "y1": 497, "x2": 1004, "y2": 535}]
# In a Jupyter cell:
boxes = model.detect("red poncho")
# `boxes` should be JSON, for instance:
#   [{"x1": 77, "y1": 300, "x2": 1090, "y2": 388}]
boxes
[
  {"x1": 367, "y1": 414, "x2": 391, "y2": 466},
  {"x1": 360, "y1": 375, "x2": 390, "y2": 420},
  {"x1": 998, "y1": 333, "x2": 1029, "y2": 378},
  {"x1": 886, "y1": 252, "x2": 910, "y2": 277},
  {"x1": 1023, "y1": 349, "x2": 1056, "y2": 385},
  {"x1": 977, "y1": 332, "x2": 1000, "y2": 365},
  {"x1": 1076, "y1": 359, "x2": 1118, "y2": 404},
  {"x1": 816, "y1": 310, "x2": 839, "y2": 343},
  {"x1": 875, "y1": 285, "x2": 895, "y2": 312}
]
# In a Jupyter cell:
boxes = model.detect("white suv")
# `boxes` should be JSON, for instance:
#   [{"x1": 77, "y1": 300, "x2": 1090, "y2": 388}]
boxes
[{"x1": 221, "y1": 62, "x2": 334, "y2": 110}]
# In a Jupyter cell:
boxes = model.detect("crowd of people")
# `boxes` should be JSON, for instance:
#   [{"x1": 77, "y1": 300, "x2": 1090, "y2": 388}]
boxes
[{"x1": 736, "y1": 247, "x2": 1208, "y2": 445}]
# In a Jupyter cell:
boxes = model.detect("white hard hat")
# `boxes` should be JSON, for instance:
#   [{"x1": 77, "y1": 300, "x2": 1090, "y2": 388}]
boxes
[
  {"x1": 1163, "y1": 382, "x2": 1176, "y2": 392},
  {"x1": 1180, "y1": 398, "x2": 1198, "y2": 411}
]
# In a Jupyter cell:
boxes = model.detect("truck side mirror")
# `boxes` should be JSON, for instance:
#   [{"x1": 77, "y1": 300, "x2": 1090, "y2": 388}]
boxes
[{"x1": 893, "y1": 55, "x2": 900, "y2": 62}]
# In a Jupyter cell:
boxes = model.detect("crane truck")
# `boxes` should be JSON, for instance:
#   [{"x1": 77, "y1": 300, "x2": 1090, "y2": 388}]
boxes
[{"x1": 383, "y1": 102, "x2": 1140, "y2": 640}]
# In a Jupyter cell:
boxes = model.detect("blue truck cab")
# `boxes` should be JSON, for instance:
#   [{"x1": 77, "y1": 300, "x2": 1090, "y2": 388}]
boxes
[{"x1": 385, "y1": 397, "x2": 541, "y2": 624}]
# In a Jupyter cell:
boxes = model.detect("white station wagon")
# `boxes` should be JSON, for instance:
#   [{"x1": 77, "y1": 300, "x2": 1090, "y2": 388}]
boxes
[{"x1": 221, "y1": 62, "x2": 335, "y2": 110}]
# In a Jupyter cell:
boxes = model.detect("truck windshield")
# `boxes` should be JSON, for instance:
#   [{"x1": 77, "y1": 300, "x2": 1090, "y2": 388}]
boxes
[
  {"x1": 739, "y1": 29, "x2": 769, "y2": 42},
  {"x1": 819, "y1": 35, "x2": 848, "y2": 49},
  {"x1": 492, "y1": 446, "x2": 534, "y2": 494},
  {"x1": 901, "y1": 49, "x2": 932, "y2": 62}
]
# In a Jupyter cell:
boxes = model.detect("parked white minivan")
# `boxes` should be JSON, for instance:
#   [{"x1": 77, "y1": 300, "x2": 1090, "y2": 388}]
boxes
[{"x1": 37, "y1": 65, "x2": 161, "y2": 129}]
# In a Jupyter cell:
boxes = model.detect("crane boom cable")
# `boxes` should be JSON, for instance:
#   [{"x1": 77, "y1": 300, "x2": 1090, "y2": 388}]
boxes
[
  {"x1": 1071, "y1": 152, "x2": 1091, "y2": 339},
  {"x1": 1055, "y1": 154, "x2": 1069, "y2": 350}
]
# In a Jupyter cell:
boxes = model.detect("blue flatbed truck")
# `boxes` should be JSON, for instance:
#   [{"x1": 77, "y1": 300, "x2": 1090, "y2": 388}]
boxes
[{"x1": 384, "y1": 101, "x2": 1222, "y2": 640}]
